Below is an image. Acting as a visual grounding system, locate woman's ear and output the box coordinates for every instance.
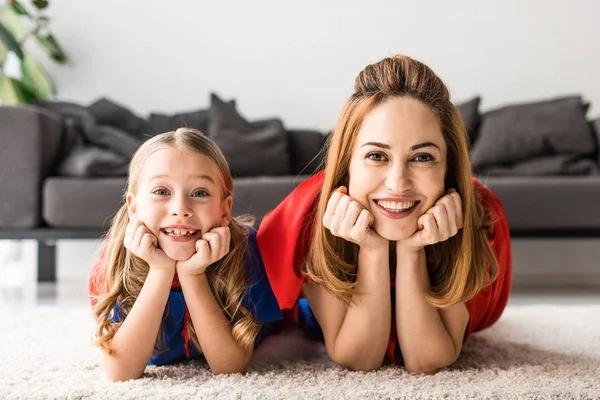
[126,192,136,218]
[221,195,233,226]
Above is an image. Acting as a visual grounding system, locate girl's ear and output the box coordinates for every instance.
[221,195,233,226]
[126,192,136,218]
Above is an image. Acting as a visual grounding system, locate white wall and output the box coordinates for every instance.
[41,0,600,131]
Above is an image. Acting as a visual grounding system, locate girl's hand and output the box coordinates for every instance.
[177,227,231,277]
[124,216,176,271]
[398,189,463,253]
[322,186,388,252]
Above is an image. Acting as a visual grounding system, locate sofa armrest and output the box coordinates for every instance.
[0,106,63,227]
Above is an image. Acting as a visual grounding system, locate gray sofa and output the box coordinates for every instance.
[1,98,600,285]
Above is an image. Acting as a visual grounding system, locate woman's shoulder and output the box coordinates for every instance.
[470,177,507,220]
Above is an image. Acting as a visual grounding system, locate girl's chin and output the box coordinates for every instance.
[160,244,195,262]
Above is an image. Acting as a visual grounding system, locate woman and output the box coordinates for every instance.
[257,55,511,374]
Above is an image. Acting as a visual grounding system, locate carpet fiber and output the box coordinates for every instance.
[1,305,599,399]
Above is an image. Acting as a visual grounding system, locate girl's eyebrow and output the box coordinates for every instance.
[148,174,216,184]
[360,141,440,150]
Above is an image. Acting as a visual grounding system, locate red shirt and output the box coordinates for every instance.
[257,170,512,346]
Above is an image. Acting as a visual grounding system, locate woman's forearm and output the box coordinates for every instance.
[328,247,391,371]
[178,273,252,374]
[394,248,458,373]
[102,268,174,382]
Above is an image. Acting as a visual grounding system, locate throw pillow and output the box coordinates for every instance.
[208,94,290,177]
[88,98,147,137]
[455,97,481,146]
[57,145,129,177]
[287,129,326,175]
[471,96,596,169]
[146,109,210,137]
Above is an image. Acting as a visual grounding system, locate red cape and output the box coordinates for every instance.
[257,170,512,339]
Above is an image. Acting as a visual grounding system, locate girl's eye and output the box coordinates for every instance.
[413,153,434,162]
[193,190,208,197]
[366,152,387,162]
[153,189,169,196]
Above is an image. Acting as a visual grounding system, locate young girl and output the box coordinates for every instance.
[257,55,512,374]
[88,128,282,381]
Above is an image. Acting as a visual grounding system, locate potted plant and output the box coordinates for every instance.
[0,0,67,104]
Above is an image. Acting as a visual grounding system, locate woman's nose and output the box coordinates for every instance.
[385,164,412,193]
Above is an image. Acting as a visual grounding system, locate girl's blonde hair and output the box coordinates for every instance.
[303,55,499,308]
[92,128,260,354]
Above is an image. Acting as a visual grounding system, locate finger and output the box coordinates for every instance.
[421,213,438,245]
[203,232,221,262]
[431,204,449,241]
[323,189,346,229]
[449,191,463,229]
[351,209,374,242]
[123,215,137,248]
[340,200,363,235]
[439,196,458,237]
[140,233,156,254]
[130,225,148,253]
[195,239,210,261]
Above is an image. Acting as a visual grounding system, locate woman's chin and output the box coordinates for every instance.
[373,221,417,242]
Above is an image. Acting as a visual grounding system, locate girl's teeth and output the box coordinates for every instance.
[164,229,196,236]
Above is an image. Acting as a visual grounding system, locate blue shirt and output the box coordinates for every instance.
[111,227,282,365]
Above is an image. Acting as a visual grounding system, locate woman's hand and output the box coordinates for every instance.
[322,186,388,252]
[124,216,176,271]
[398,189,463,253]
[177,227,231,277]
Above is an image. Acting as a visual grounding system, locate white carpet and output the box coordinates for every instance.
[1,305,599,400]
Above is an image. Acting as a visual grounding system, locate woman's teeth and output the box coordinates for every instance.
[376,200,416,212]
[161,229,198,236]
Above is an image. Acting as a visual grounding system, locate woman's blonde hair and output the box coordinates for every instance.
[92,128,260,354]
[303,55,499,308]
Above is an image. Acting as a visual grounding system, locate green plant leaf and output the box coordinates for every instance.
[0,21,24,58]
[0,73,33,104]
[0,40,7,64]
[0,6,28,41]
[34,32,66,63]
[12,1,32,18]
[20,53,54,99]
[32,0,49,10]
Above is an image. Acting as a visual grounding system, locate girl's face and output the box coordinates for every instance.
[127,147,231,261]
[348,96,447,241]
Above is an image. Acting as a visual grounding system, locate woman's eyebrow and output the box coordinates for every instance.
[360,141,390,149]
[411,142,440,151]
[360,141,440,150]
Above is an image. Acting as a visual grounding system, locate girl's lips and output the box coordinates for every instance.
[373,200,419,220]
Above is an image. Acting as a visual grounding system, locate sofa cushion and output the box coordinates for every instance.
[43,177,127,228]
[455,96,481,146]
[471,96,596,169]
[288,129,325,175]
[479,175,600,231]
[208,94,291,177]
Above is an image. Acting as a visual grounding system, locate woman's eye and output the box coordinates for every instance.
[366,152,387,162]
[413,153,434,162]
[193,190,208,197]
[153,189,169,195]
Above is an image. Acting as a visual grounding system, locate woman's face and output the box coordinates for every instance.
[348,96,447,241]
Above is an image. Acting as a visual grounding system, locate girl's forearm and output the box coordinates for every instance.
[395,248,457,373]
[331,247,391,371]
[102,268,174,382]
[178,273,252,374]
